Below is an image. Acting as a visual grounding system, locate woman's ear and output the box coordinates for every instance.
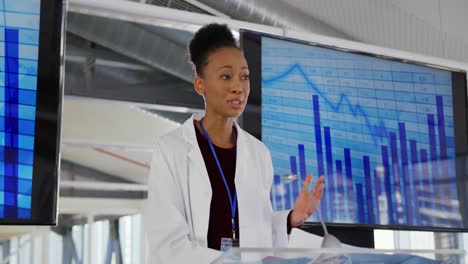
[194,76,205,96]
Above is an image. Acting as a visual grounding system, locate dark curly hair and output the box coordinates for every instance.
[188,23,239,76]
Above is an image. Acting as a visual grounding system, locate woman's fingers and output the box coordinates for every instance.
[317,175,324,185]
[298,174,325,217]
[315,183,324,200]
[309,176,324,213]
[301,173,313,194]
[311,175,324,197]
[316,179,325,199]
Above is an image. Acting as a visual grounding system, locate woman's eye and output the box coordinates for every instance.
[242,75,250,80]
[221,75,231,80]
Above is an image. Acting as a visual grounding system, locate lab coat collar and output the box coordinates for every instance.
[181,113,247,146]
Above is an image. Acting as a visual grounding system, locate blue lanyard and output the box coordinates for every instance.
[199,119,238,240]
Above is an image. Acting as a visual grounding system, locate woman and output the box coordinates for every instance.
[143,23,324,263]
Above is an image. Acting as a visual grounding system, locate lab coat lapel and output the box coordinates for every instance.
[183,116,212,246]
[233,121,250,187]
[233,123,259,247]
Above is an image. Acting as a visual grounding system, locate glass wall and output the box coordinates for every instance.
[0,214,466,263]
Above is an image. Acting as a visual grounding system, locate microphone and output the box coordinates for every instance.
[282,174,341,248]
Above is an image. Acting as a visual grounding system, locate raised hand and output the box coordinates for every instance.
[289,173,325,227]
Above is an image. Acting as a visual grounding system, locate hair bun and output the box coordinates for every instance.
[188,23,239,75]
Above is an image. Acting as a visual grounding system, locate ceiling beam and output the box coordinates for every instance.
[64,60,204,109]
[68,0,282,34]
[61,160,135,183]
[67,12,194,82]
[196,0,352,39]
[58,197,145,215]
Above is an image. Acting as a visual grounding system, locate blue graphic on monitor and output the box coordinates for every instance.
[262,36,461,228]
[0,0,39,219]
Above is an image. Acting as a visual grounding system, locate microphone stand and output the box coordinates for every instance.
[282,174,341,248]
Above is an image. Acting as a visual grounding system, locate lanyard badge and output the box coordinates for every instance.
[199,119,239,247]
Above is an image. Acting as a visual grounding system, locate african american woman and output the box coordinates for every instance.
[143,23,325,263]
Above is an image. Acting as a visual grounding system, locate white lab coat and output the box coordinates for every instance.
[143,114,290,263]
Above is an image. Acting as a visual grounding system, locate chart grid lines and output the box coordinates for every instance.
[0,0,39,219]
[262,36,461,228]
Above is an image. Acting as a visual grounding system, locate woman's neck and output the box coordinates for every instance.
[198,113,235,148]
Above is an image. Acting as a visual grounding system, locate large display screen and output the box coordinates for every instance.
[241,31,468,231]
[0,0,64,224]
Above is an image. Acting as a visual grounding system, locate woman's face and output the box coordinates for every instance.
[195,47,250,119]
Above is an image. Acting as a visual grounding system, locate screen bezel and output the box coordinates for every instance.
[0,0,65,225]
[240,29,468,232]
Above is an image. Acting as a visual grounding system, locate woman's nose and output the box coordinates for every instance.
[231,82,242,94]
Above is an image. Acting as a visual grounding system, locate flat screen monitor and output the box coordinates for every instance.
[0,0,64,224]
[241,30,468,231]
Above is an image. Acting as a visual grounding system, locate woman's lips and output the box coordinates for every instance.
[227,99,244,109]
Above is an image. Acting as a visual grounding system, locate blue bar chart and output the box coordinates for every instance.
[262,36,462,228]
[0,0,39,219]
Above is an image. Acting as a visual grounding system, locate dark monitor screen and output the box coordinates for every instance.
[241,30,468,231]
[0,0,64,224]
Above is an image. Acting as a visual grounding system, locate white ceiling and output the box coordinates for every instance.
[393,0,468,43]
[284,0,468,63]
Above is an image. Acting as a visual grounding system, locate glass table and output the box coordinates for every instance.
[213,247,465,264]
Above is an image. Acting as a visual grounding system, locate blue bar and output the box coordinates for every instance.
[398,123,412,224]
[374,169,381,224]
[356,183,364,223]
[324,127,333,220]
[344,148,354,220]
[409,140,420,225]
[298,145,307,212]
[273,174,283,210]
[436,96,447,159]
[389,132,401,223]
[290,156,300,198]
[436,96,448,210]
[4,28,19,218]
[363,156,373,224]
[312,95,325,177]
[420,149,431,224]
[284,182,292,210]
[381,145,395,224]
[427,114,437,161]
[298,144,306,180]
[336,160,343,220]
[427,114,439,204]
[290,156,298,175]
